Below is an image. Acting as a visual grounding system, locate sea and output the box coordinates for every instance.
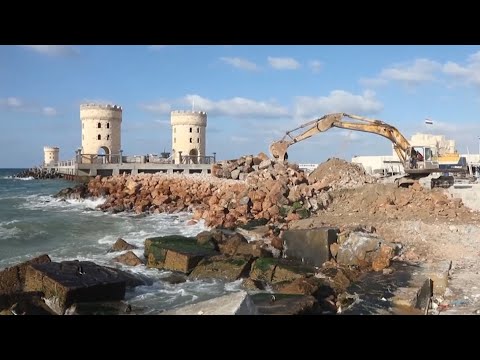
[0,168,241,314]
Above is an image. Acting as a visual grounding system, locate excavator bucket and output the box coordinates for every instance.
[269,141,289,161]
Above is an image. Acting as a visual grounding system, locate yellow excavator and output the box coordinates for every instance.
[269,113,468,188]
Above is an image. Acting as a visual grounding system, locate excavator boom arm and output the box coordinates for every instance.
[270,113,411,163]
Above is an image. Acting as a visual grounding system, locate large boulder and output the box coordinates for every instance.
[113,251,143,267]
[336,232,395,271]
[109,238,138,252]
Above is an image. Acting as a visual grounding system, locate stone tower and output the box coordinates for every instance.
[80,104,122,163]
[43,146,59,166]
[171,111,207,164]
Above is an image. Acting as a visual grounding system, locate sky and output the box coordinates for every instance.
[2,45,480,168]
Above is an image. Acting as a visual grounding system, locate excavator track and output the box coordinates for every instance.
[431,175,455,189]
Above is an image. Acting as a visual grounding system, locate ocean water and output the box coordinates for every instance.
[0,168,241,314]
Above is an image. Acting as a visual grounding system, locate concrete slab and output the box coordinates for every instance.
[282,227,339,267]
[162,291,258,315]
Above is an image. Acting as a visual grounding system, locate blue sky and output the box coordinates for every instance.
[2,45,480,167]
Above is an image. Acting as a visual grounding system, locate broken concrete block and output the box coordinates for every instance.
[189,255,253,282]
[0,254,51,295]
[145,235,217,273]
[24,260,126,314]
[162,291,258,315]
[422,261,451,296]
[282,227,339,267]
[249,258,316,285]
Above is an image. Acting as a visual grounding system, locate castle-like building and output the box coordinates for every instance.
[43,104,210,166]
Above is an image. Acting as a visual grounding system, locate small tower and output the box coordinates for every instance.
[171,110,207,164]
[43,146,59,166]
[80,104,122,163]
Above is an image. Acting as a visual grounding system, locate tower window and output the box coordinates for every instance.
[174,138,176,143]
[197,138,199,143]
[98,134,101,140]
[107,135,110,140]
[98,122,101,128]
[82,123,84,129]
[190,127,192,133]
[82,135,84,140]
[190,138,192,143]
[107,123,110,129]
[174,128,176,133]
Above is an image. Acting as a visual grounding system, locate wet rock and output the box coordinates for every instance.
[109,238,138,252]
[282,227,339,267]
[0,254,51,295]
[24,260,127,315]
[241,278,265,291]
[53,184,88,200]
[113,251,143,267]
[250,293,318,315]
[0,291,51,314]
[274,277,329,297]
[189,255,254,282]
[145,235,218,273]
[162,273,187,284]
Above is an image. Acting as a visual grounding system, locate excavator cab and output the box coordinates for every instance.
[404,146,438,171]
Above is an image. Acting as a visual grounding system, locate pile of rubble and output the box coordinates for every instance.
[211,152,273,180]
[309,157,376,190]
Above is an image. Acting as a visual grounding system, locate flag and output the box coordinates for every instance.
[425,118,433,125]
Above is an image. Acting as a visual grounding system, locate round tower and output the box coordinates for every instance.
[171,111,207,164]
[43,146,59,166]
[80,104,122,163]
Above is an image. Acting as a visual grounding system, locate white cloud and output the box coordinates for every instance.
[293,90,383,121]
[142,102,171,113]
[149,45,168,50]
[308,60,323,74]
[362,58,441,87]
[442,50,480,86]
[4,97,22,107]
[42,107,57,116]
[143,94,290,119]
[267,56,301,70]
[20,45,79,57]
[0,97,57,116]
[220,57,259,71]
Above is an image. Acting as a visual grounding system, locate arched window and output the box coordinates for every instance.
[107,135,110,140]
[190,138,192,143]
[107,123,110,129]
[98,122,101,128]
[98,134,101,140]
[197,138,199,143]
[174,137,176,143]
[190,127,192,133]
[197,128,199,133]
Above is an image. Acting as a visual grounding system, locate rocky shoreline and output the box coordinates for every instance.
[14,167,64,179]
[1,155,474,315]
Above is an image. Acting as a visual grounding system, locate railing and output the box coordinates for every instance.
[178,155,216,165]
[45,152,217,166]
